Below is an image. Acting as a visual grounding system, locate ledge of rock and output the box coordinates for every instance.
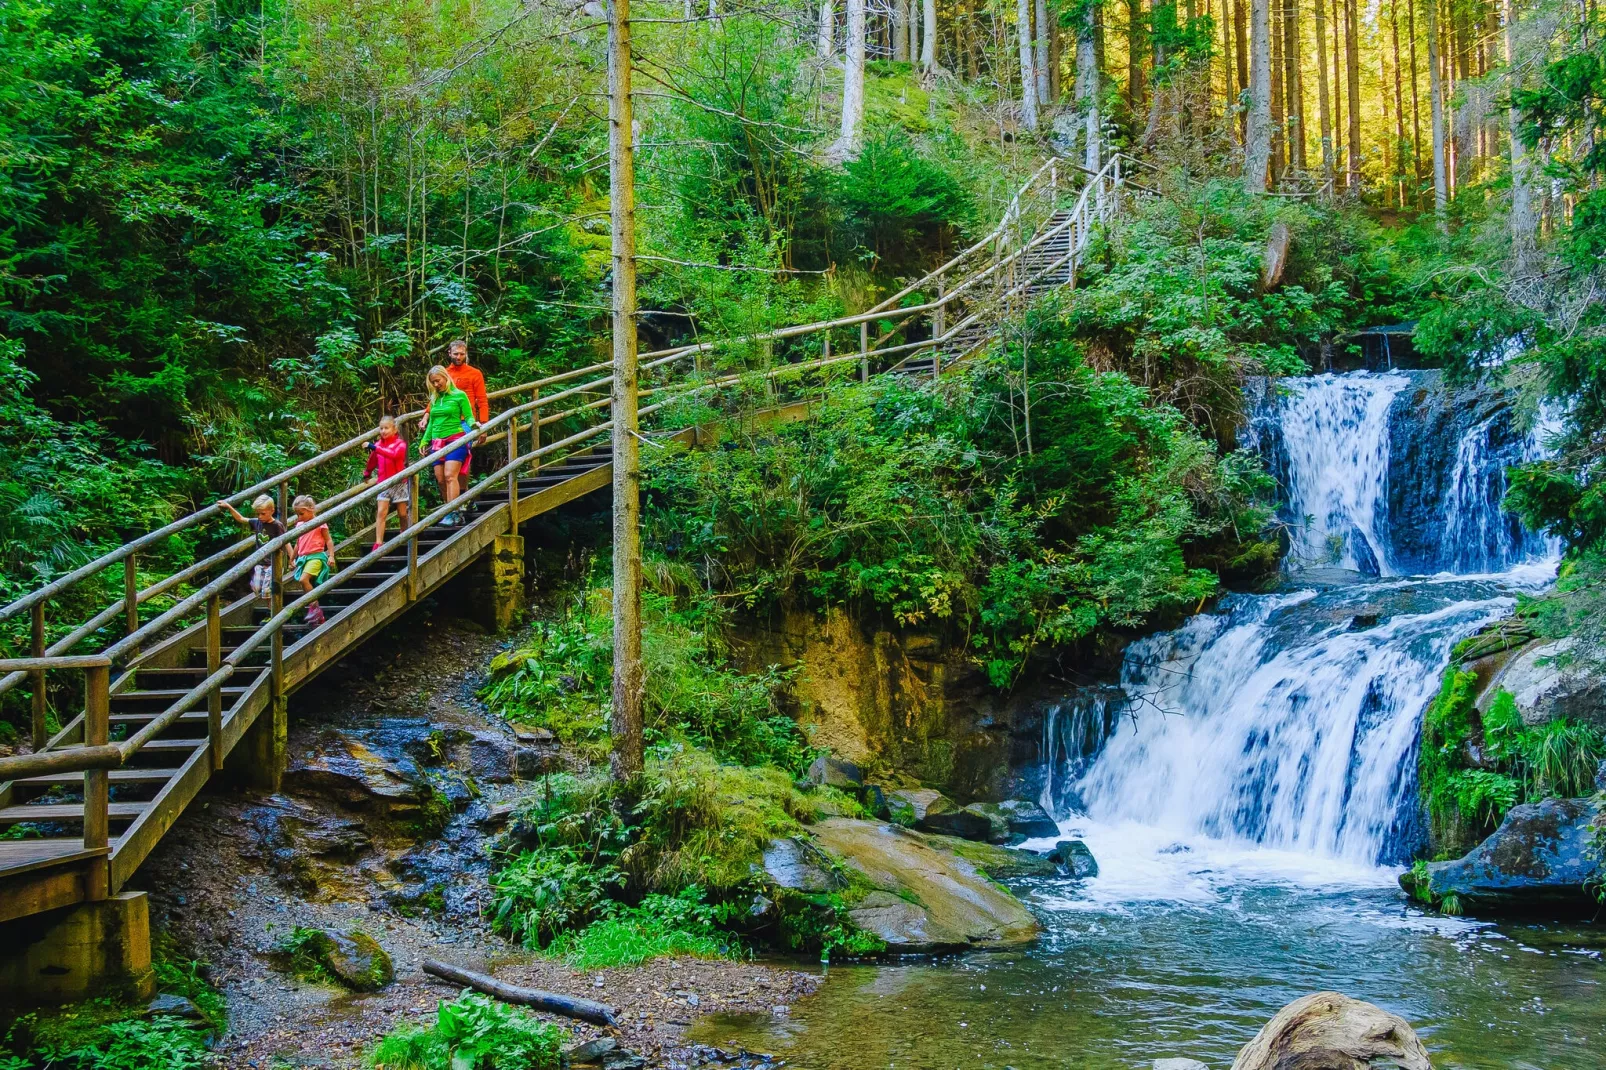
[1482,638,1606,731]
[1409,796,1605,915]
[808,818,1040,952]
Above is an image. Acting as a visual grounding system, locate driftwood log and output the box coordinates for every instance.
[1230,991,1433,1070]
[422,959,618,1026]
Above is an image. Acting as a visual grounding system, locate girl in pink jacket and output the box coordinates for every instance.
[362,415,411,549]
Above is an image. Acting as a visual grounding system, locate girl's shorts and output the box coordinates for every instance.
[294,552,330,584]
[429,434,470,466]
[378,481,411,504]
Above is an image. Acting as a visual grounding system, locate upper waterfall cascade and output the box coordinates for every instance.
[1045,371,1558,866]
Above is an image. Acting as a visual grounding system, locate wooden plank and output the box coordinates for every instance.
[0,840,108,877]
[111,688,247,701]
[109,740,211,891]
[0,860,98,923]
[517,461,612,519]
[16,769,180,787]
[0,803,146,822]
[217,670,272,757]
[110,712,209,725]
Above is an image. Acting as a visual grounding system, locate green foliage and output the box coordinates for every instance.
[1419,664,1606,855]
[369,993,566,1070]
[490,845,625,949]
[834,129,971,270]
[544,887,736,969]
[5,1009,208,1070]
[150,933,226,1027]
[273,926,339,983]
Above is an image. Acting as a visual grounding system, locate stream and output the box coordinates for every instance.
[691,371,1605,1068]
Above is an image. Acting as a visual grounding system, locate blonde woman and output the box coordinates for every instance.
[417,364,478,525]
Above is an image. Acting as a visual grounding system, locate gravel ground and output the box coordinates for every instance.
[133,598,820,1069]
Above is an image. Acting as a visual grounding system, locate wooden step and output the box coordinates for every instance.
[15,769,182,787]
[109,712,209,726]
[111,687,248,704]
[0,803,147,824]
[0,839,108,878]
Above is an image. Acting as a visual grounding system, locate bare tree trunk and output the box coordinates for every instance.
[922,0,938,69]
[1314,0,1335,185]
[1271,0,1285,179]
[1504,0,1535,257]
[1223,0,1237,119]
[1018,0,1040,130]
[895,0,911,61]
[1035,0,1053,104]
[819,0,835,58]
[1075,0,1101,168]
[1235,0,1250,132]
[1391,0,1407,203]
[1289,0,1306,170]
[1246,0,1274,189]
[1426,0,1449,227]
[1129,0,1147,119]
[839,0,867,152]
[1331,0,1345,184]
[607,0,643,785]
[1409,0,1422,198]
[1345,0,1361,188]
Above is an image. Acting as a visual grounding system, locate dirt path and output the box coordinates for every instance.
[132,597,818,1068]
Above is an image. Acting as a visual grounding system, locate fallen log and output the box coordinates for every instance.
[422,959,618,1026]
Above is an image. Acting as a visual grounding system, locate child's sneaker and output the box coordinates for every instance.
[304,604,326,627]
[372,541,383,552]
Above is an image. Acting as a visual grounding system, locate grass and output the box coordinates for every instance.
[543,887,736,969]
[369,993,566,1070]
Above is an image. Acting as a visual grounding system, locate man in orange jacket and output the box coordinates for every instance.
[445,339,489,475]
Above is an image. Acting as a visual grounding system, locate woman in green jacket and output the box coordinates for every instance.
[418,364,479,525]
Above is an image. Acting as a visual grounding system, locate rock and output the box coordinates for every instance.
[808,818,1039,950]
[920,805,993,842]
[1229,991,1431,1070]
[921,833,1059,878]
[477,801,516,830]
[762,837,843,893]
[1487,638,1606,731]
[303,929,394,991]
[884,788,947,824]
[845,890,967,952]
[1596,760,1606,792]
[566,1037,618,1065]
[144,993,204,1020]
[509,722,554,744]
[885,789,991,840]
[807,755,864,790]
[285,734,424,813]
[1347,612,1381,631]
[600,1052,646,1070]
[487,649,531,678]
[859,784,892,821]
[1049,839,1099,878]
[1414,796,1605,914]
[749,894,775,919]
[514,744,559,778]
[1153,1060,1209,1070]
[966,799,1059,842]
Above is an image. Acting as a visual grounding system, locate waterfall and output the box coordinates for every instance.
[1266,372,1408,575]
[1045,370,1559,867]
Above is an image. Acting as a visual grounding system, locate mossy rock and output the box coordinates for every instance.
[298,929,394,991]
[925,834,1058,879]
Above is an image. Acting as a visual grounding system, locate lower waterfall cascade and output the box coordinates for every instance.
[1045,370,1560,865]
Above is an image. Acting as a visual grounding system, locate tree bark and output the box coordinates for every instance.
[422,961,619,1026]
[608,0,643,785]
[1036,0,1053,104]
[1289,0,1306,170]
[839,0,867,151]
[1391,0,1406,203]
[1345,0,1361,189]
[1314,0,1334,185]
[1246,0,1274,189]
[1270,0,1285,179]
[1222,0,1237,122]
[1075,0,1102,169]
[819,0,835,59]
[1504,0,1535,258]
[1331,0,1345,184]
[1234,0,1250,131]
[1426,0,1449,228]
[1128,0,1147,119]
[922,0,938,69]
[1018,0,1041,129]
[1408,0,1422,197]
[895,0,911,61]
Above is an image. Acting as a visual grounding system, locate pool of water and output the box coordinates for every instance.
[689,821,1605,1069]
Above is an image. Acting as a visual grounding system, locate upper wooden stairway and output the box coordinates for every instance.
[0,152,1140,927]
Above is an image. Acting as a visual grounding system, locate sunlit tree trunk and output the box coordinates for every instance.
[1270,0,1285,179]
[895,0,911,61]
[838,0,867,152]
[1504,0,1536,260]
[1286,0,1306,171]
[607,0,643,785]
[922,0,938,69]
[1409,0,1423,197]
[1331,0,1345,184]
[1234,0,1250,133]
[1345,0,1361,189]
[1075,0,1101,169]
[1035,0,1052,105]
[1426,0,1449,228]
[1391,0,1407,203]
[819,0,835,58]
[1314,0,1334,186]
[1018,0,1040,130]
[1128,0,1147,119]
[1246,0,1273,189]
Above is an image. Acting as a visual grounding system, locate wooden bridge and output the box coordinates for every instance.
[0,153,1139,1001]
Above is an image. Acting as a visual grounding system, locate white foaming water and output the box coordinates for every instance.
[1276,372,1408,574]
[1051,371,1562,887]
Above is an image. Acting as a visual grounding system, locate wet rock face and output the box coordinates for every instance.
[1488,639,1606,732]
[1418,797,1606,915]
[762,837,843,893]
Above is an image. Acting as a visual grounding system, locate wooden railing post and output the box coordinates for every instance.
[407,471,420,602]
[82,662,110,892]
[269,549,284,696]
[531,389,541,474]
[123,554,138,638]
[859,322,869,384]
[206,592,223,771]
[30,602,45,750]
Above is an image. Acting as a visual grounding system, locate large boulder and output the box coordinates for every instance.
[884,788,991,840]
[763,836,844,893]
[1049,839,1100,879]
[965,799,1060,843]
[809,818,1039,952]
[291,929,394,991]
[1485,638,1606,731]
[806,755,864,790]
[1410,797,1605,915]
[1230,992,1431,1070]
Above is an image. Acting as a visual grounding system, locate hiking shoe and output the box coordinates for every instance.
[305,604,326,627]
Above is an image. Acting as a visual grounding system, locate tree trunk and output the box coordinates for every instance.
[1289,0,1306,170]
[608,0,643,785]
[1035,0,1052,104]
[1344,0,1361,188]
[922,0,938,69]
[1246,0,1274,189]
[1391,0,1406,204]
[1018,0,1040,129]
[839,0,867,151]
[1235,0,1250,130]
[1075,1,1102,169]
[1504,0,1535,258]
[818,0,835,59]
[1331,0,1345,184]
[1408,0,1422,198]
[1426,0,1448,227]
[1314,0,1334,185]
[1128,0,1147,119]
[1270,0,1285,179]
[1222,0,1237,122]
[895,0,911,61]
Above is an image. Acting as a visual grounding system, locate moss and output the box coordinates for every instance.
[409,783,455,838]
[930,835,1059,879]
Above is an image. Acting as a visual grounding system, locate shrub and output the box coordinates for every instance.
[544,887,737,969]
[369,993,566,1070]
[490,845,625,949]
